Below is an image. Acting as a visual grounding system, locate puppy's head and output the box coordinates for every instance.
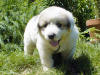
[38,6,75,47]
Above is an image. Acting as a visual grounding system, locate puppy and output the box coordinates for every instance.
[24,6,79,71]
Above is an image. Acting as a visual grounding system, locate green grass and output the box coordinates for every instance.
[0,40,100,75]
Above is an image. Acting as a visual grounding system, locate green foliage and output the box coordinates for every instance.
[95,0,100,17]
[0,0,28,51]
[0,0,47,51]
[79,27,100,41]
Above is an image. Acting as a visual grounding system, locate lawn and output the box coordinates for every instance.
[0,40,100,75]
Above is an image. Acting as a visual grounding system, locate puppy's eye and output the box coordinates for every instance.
[43,23,48,28]
[56,23,62,28]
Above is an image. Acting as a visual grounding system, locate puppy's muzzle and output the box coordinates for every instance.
[48,33,61,47]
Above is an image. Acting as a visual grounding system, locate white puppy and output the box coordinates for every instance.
[24,6,79,71]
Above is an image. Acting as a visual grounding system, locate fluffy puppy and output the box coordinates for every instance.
[24,6,79,71]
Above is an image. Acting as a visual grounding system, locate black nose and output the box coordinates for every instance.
[48,34,55,39]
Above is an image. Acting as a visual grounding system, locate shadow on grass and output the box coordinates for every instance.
[53,53,94,75]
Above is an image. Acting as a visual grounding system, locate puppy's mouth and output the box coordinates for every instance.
[50,39,60,47]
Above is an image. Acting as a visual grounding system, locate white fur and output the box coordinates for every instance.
[24,6,79,71]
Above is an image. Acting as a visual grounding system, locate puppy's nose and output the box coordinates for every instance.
[48,34,55,39]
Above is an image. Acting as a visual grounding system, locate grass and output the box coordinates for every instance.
[0,40,100,75]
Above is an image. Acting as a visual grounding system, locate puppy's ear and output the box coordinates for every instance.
[66,20,71,32]
[67,20,71,28]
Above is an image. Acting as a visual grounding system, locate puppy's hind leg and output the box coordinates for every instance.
[24,41,35,56]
